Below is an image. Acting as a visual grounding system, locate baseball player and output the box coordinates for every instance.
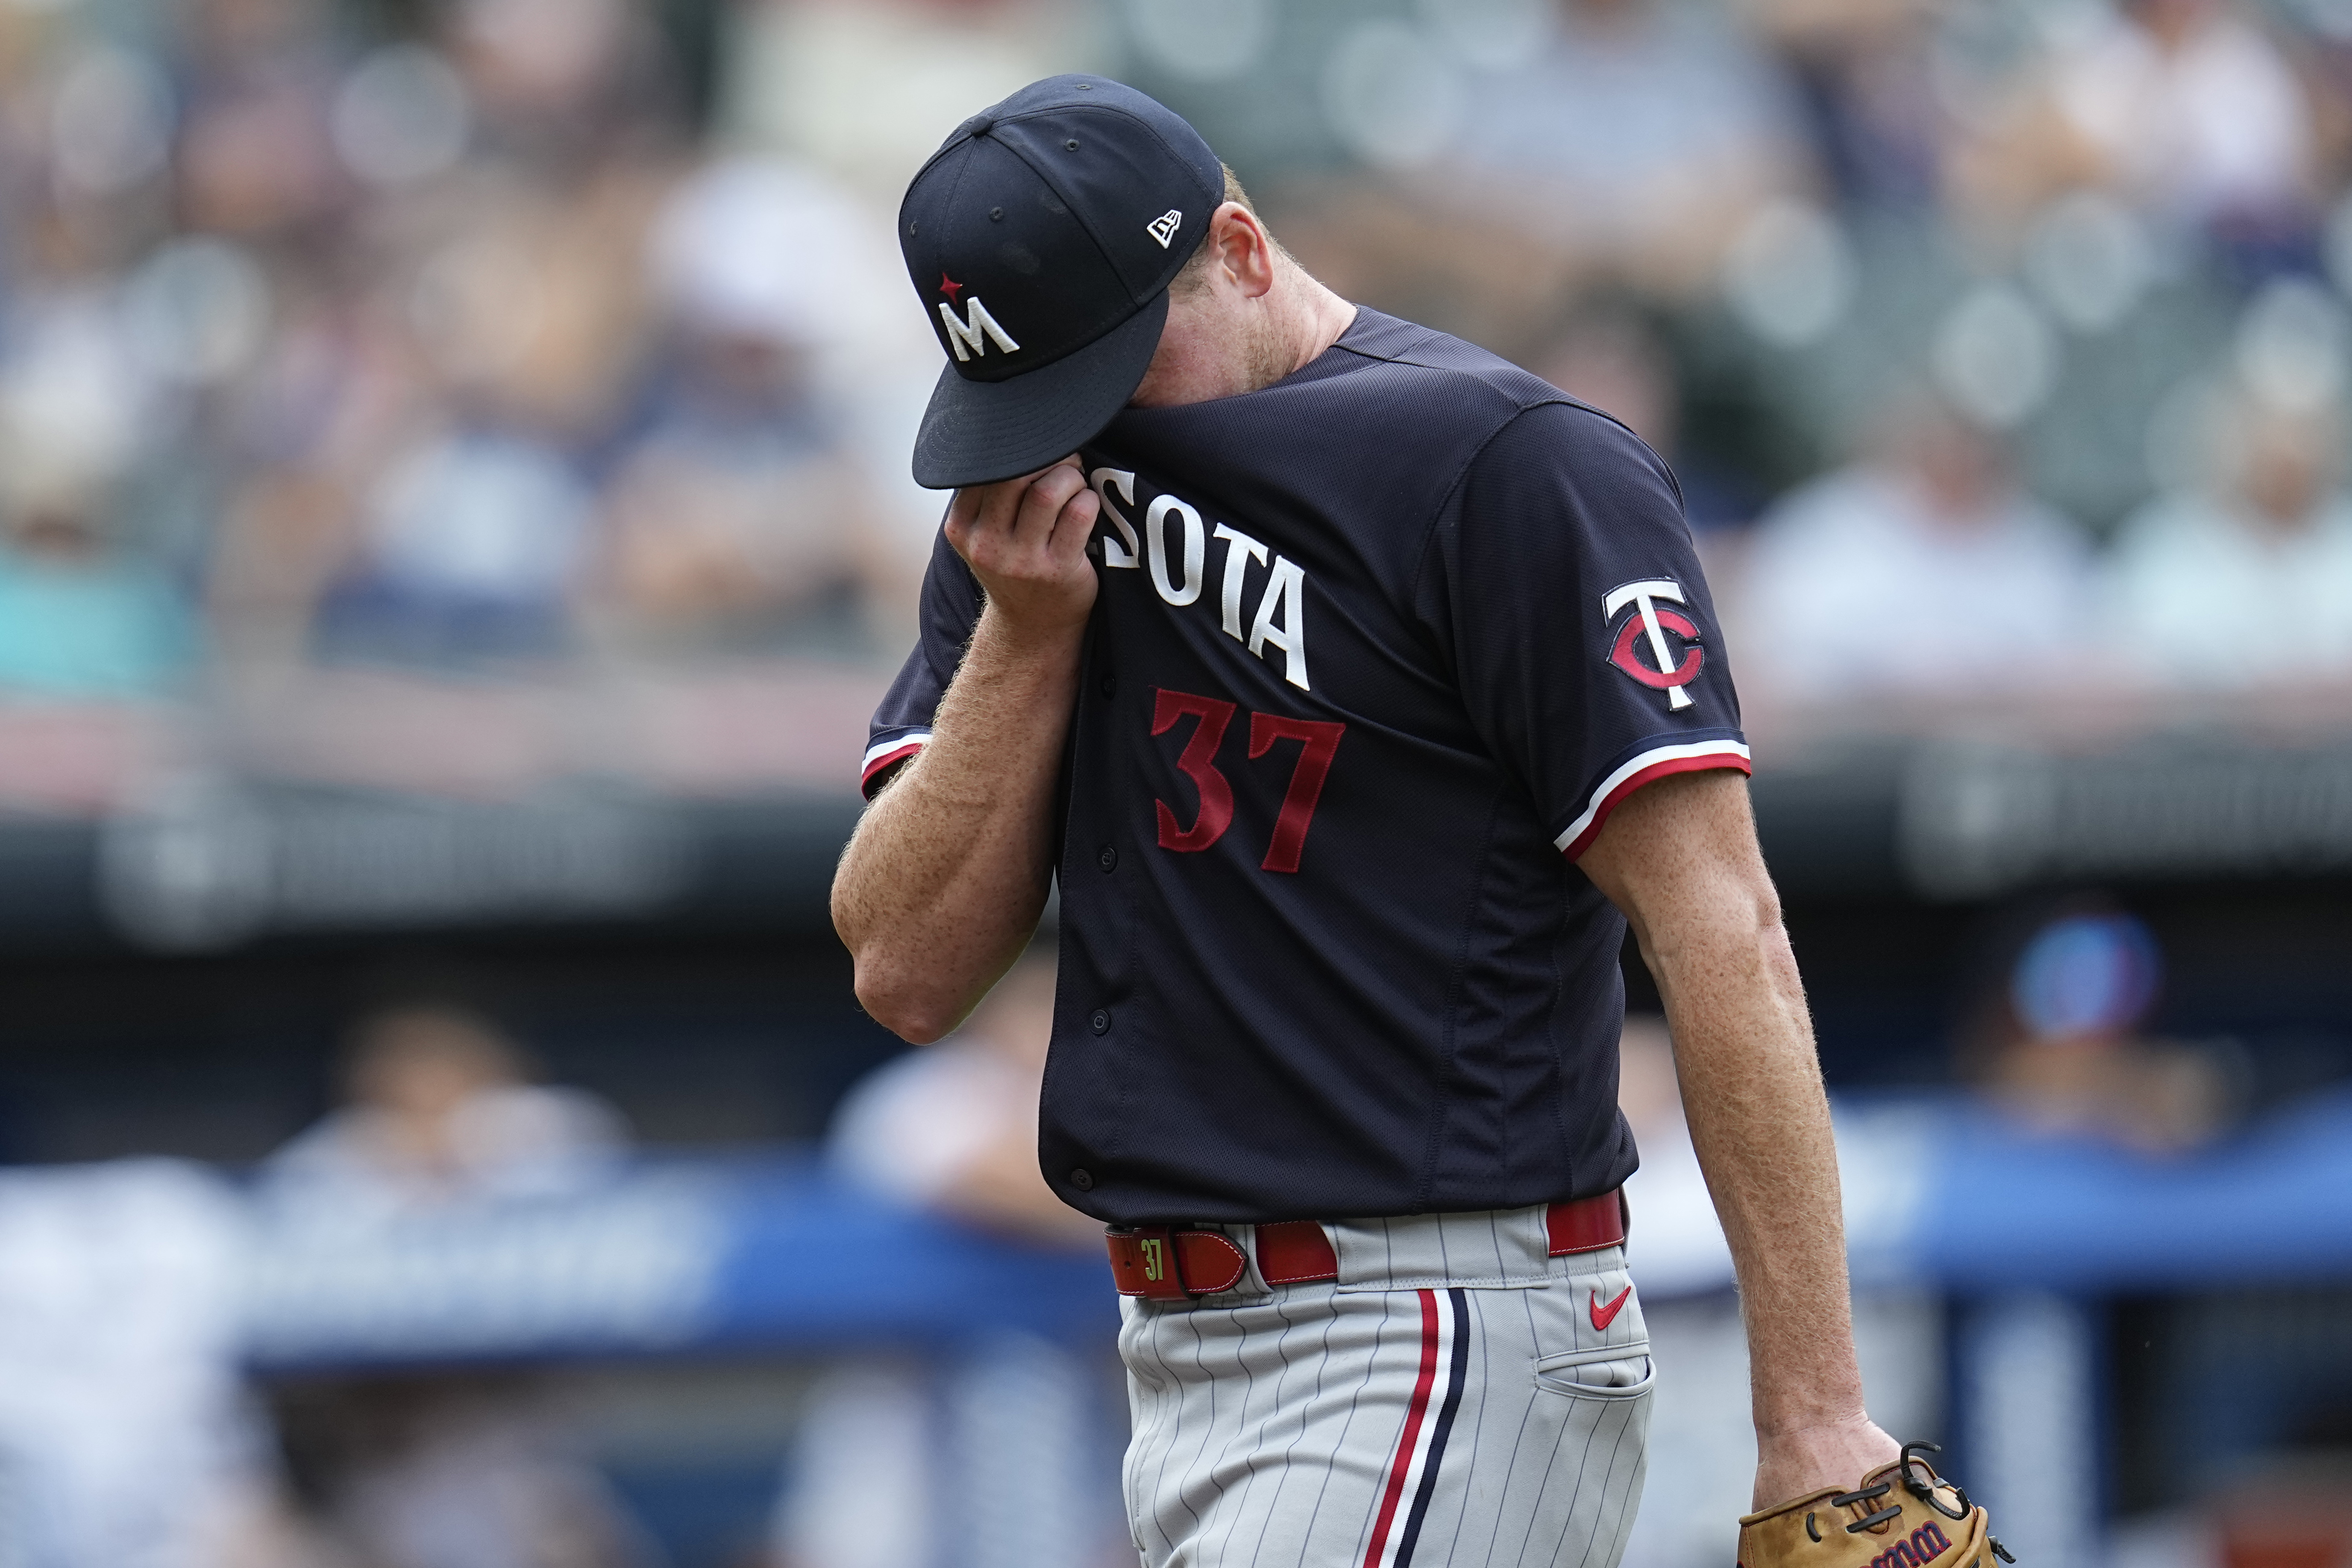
[832,76,2005,1568]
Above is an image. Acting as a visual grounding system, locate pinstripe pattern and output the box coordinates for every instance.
[1119,1206,1652,1568]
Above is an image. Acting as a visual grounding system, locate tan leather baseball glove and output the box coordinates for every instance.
[1738,1444,2013,1568]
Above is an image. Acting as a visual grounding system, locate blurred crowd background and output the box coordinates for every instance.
[7,0,2352,714]
[0,0,2349,1565]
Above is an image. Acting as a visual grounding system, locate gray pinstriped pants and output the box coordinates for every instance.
[1118,1205,1653,1568]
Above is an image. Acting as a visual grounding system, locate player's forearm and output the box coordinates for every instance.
[832,605,1083,1042]
[1645,910,1870,1439]
[1580,773,1881,1477]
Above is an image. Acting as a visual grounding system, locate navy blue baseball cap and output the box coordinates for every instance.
[899,75,1225,490]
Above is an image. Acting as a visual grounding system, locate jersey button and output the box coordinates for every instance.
[1097,846,1117,872]
[1099,673,1116,698]
[1089,1007,1112,1035]
[1069,1168,1094,1190]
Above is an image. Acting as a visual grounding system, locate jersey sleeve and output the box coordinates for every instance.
[862,524,983,798]
[1425,402,1749,859]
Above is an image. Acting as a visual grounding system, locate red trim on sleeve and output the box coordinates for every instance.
[860,741,926,798]
[1560,752,1753,860]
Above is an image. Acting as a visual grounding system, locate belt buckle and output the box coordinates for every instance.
[1130,1226,1189,1300]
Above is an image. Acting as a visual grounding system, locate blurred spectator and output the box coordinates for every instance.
[444,0,686,167]
[257,1004,649,1568]
[582,158,912,658]
[824,951,1096,1245]
[1443,0,1813,298]
[188,0,683,673]
[391,168,667,440]
[776,951,1121,1568]
[0,434,192,698]
[263,1004,626,1221]
[0,1163,273,1568]
[173,0,344,241]
[1530,308,1751,534]
[1965,907,2234,1153]
[1282,0,1813,349]
[1749,0,1944,208]
[2053,0,2317,249]
[1951,0,2320,261]
[2106,385,2352,685]
[299,158,667,665]
[270,1372,658,1568]
[724,0,1092,200]
[203,296,424,668]
[1736,393,2094,700]
[310,423,596,664]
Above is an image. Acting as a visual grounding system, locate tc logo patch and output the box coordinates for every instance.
[1603,578,1704,711]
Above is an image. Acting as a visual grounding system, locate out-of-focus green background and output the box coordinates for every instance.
[0,0,2349,1565]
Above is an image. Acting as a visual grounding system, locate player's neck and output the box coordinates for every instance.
[1131,264,1356,409]
[1280,270,1358,382]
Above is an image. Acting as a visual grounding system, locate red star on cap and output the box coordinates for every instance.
[938,273,965,303]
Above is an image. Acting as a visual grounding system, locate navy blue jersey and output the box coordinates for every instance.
[863,310,1748,1226]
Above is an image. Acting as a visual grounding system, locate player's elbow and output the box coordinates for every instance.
[831,860,932,1040]
[856,984,954,1046]
[852,954,958,1045]
[880,1007,955,1048]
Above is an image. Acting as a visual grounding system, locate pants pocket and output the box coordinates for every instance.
[1533,1340,1655,1400]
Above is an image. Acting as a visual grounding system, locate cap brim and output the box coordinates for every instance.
[912,291,1169,490]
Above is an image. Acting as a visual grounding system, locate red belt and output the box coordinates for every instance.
[1105,1191,1626,1301]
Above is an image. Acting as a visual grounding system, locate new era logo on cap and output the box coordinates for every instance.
[897,75,1225,489]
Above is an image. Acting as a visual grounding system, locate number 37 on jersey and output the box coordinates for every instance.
[1087,469,1342,875]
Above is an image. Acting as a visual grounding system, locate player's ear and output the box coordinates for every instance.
[1210,202,1277,299]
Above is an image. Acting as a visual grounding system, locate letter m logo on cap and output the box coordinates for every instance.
[938,296,1022,361]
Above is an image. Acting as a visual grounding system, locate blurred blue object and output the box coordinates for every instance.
[1914,1085,2352,1291]
[713,1163,1117,1350]
[0,541,190,696]
[310,429,590,667]
[229,1087,2352,1369]
[240,1154,1114,1370]
[2010,911,2163,1039]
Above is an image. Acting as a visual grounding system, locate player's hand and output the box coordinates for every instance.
[945,458,1101,640]
[1752,1415,1901,1511]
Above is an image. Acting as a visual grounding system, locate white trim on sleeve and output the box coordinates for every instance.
[863,731,933,772]
[1553,738,1754,856]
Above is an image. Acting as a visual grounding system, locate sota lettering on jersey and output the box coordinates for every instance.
[1085,467,1310,691]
